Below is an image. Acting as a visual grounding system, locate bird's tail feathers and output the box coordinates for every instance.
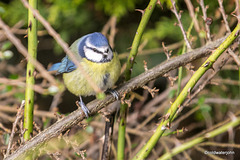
[48,63,61,71]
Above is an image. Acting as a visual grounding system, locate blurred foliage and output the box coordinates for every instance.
[0,0,28,26]
[95,0,137,18]
[142,14,190,49]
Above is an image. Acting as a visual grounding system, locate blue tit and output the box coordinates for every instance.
[49,32,121,117]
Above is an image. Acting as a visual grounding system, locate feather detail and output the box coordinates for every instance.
[57,56,76,74]
[48,63,61,71]
[49,56,77,75]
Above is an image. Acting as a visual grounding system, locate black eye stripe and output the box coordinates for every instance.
[86,46,103,54]
[105,48,109,53]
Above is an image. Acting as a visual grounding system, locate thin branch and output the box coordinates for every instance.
[184,0,200,33]
[234,0,240,17]
[118,41,183,59]
[5,100,25,158]
[0,105,56,119]
[101,16,118,49]
[0,18,57,86]
[49,91,63,112]
[228,49,240,66]
[171,0,192,50]
[217,0,239,69]
[218,0,231,33]
[0,20,47,41]
[199,0,212,41]
[199,142,240,148]
[0,78,45,94]
[162,42,172,59]
[0,21,24,41]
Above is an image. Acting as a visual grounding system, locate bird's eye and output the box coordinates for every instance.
[105,48,109,53]
[93,48,98,52]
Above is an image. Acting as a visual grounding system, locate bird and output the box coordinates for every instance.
[49,32,121,117]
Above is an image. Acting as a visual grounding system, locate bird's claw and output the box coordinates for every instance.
[78,96,90,118]
[106,89,120,100]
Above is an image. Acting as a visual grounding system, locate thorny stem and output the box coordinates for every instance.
[117,103,128,160]
[133,23,240,160]
[124,0,158,80]
[118,0,158,159]
[23,0,38,141]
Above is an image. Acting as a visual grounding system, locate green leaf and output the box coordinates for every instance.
[1,41,12,51]
[9,74,19,80]
[197,96,212,112]
[197,96,205,105]
[0,6,5,14]
[85,126,94,133]
[131,143,138,149]
[168,89,176,99]
[14,92,25,100]
[95,0,137,18]
[43,118,51,129]
[1,0,27,26]
[4,134,10,145]
[200,104,212,112]
[5,85,13,92]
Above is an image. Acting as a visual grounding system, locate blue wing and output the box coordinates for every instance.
[48,63,61,71]
[49,56,76,74]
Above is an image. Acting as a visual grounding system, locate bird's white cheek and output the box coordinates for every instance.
[84,49,102,62]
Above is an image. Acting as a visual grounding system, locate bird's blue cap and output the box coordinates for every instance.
[78,32,109,58]
[87,32,109,47]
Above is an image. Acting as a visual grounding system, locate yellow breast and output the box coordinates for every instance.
[62,53,121,96]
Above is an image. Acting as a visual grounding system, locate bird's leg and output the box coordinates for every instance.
[106,89,120,100]
[78,96,90,118]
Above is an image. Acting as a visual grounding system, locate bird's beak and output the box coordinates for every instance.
[103,52,108,56]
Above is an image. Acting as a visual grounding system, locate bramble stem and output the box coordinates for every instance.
[24,0,38,141]
[118,0,158,159]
